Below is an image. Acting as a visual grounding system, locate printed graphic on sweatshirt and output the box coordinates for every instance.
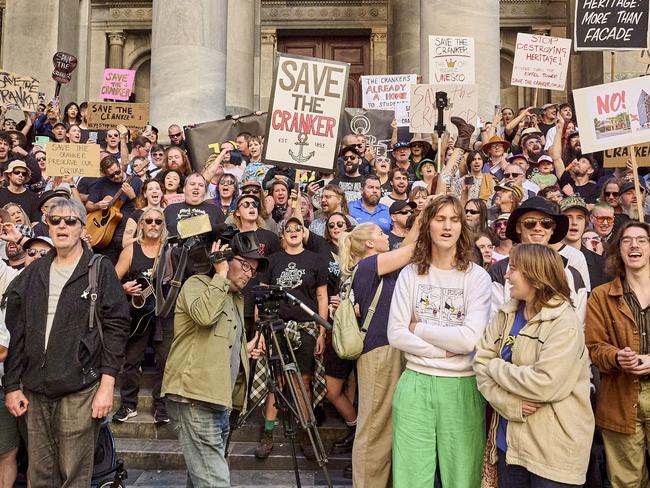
[275,262,305,289]
[415,285,465,326]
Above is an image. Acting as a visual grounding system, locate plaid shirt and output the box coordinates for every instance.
[623,278,650,355]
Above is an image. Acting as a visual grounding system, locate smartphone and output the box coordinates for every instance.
[145,125,152,133]
[88,132,98,143]
[464,176,474,185]
[313,179,325,189]
[494,104,501,115]
[230,149,242,164]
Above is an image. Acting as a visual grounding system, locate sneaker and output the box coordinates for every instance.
[331,426,355,454]
[154,407,170,424]
[255,429,274,459]
[113,405,137,422]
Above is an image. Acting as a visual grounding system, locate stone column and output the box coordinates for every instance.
[420,0,500,119]
[390,0,420,75]
[150,0,228,142]
[107,32,126,69]
[259,28,277,112]
[226,0,256,115]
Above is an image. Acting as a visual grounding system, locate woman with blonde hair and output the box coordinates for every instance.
[387,194,492,488]
[474,243,593,487]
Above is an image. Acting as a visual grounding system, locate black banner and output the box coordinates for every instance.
[575,0,649,50]
[339,108,412,157]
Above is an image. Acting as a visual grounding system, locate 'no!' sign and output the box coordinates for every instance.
[52,52,77,84]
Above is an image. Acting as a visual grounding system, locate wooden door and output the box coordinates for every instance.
[277,35,370,108]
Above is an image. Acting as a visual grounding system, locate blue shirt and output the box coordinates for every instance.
[496,304,527,453]
[348,199,392,233]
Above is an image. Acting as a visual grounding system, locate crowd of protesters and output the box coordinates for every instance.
[0,95,648,487]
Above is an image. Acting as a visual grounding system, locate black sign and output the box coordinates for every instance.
[52,52,78,84]
[575,0,650,50]
[339,108,411,158]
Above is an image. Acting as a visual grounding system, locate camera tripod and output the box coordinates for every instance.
[234,288,333,488]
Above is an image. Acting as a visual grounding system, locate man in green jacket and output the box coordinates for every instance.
[162,242,267,488]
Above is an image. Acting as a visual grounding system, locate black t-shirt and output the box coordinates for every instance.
[242,227,282,318]
[163,200,226,237]
[88,176,143,240]
[77,177,100,197]
[388,231,405,250]
[538,121,555,137]
[330,174,363,203]
[33,221,48,237]
[305,231,340,296]
[559,173,599,204]
[260,249,328,322]
[0,187,41,222]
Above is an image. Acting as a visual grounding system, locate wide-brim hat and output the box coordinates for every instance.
[482,135,511,156]
[4,160,30,175]
[416,158,436,179]
[409,135,431,153]
[506,196,569,244]
[494,182,524,202]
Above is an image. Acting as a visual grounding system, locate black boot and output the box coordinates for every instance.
[450,116,475,152]
[331,425,355,454]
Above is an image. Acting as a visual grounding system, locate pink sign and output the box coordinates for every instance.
[100,68,135,101]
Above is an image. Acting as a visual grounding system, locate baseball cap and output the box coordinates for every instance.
[389,200,417,214]
[22,235,54,250]
[559,195,589,216]
[620,181,648,195]
[393,141,410,150]
[542,103,558,110]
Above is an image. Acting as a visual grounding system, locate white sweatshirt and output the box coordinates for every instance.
[387,262,492,377]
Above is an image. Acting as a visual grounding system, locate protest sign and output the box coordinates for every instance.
[100,69,136,101]
[51,52,77,84]
[394,101,410,127]
[86,102,149,131]
[46,143,100,177]
[361,74,416,111]
[185,113,268,171]
[339,108,395,158]
[575,0,649,51]
[263,54,349,172]
[0,71,39,111]
[428,36,475,84]
[604,143,650,167]
[511,33,572,90]
[574,76,650,153]
[409,84,478,135]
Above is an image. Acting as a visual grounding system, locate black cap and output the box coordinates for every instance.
[506,196,569,244]
[389,200,416,214]
[620,181,647,196]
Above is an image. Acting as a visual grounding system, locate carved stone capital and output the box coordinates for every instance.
[107,31,126,46]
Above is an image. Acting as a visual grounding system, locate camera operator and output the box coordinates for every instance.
[161,240,267,488]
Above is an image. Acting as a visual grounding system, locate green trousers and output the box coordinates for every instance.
[392,369,486,488]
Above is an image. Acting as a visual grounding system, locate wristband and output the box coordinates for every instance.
[17,235,24,246]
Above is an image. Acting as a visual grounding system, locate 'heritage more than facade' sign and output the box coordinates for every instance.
[428,36,475,84]
[511,33,572,91]
[0,71,39,112]
[86,102,149,131]
[100,69,136,101]
[263,53,349,172]
[46,143,101,177]
[575,0,650,50]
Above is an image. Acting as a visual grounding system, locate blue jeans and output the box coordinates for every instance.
[497,450,581,487]
[167,399,231,488]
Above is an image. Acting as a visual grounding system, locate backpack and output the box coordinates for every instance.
[332,266,383,360]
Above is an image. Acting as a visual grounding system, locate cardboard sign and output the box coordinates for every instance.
[604,143,650,167]
[511,33,572,91]
[428,36,475,84]
[361,74,416,110]
[0,71,40,112]
[574,76,650,153]
[575,0,649,51]
[86,102,149,131]
[52,52,77,84]
[394,101,410,127]
[100,69,136,101]
[46,143,101,177]
[409,84,478,135]
[263,53,349,172]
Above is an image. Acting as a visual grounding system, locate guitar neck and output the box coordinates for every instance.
[108,173,136,208]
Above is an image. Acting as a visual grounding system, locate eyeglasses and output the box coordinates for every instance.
[12,170,28,177]
[242,187,261,195]
[328,221,346,229]
[520,217,556,230]
[47,215,81,226]
[284,224,303,233]
[143,218,163,225]
[465,209,480,215]
[233,257,257,277]
[239,200,259,209]
[169,132,182,138]
[503,173,523,179]
[343,155,357,161]
[26,248,49,257]
[593,216,614,225]
[604,191,619,198]
[107,168,122,178]
[620,236,650,246]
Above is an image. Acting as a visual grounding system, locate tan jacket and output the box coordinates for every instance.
[161,273,250,412]
[586,277,641,434]
[474,298,594,485]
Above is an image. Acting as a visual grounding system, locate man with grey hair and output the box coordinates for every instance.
[3,197,130,487]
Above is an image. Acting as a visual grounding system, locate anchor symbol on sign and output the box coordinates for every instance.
[289,132,315,165]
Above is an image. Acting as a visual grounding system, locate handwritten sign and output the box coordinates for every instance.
[46,143,100,177]
[100,69,136,101]
[428,36,475,84]
[575,0,649,50]
[574,76,650,153]
[263,53,349,172]
[0,71,40,111]
[409,84,478,134]
[361,74,416,111]
[52,52,77,84]
[86,102,149,131]
[604,143,650,167]
[511,33,572,91]
[394,101,410,127]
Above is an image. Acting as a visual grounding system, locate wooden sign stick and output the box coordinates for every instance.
[533,88,539,108]
[610,52,616,83]
[630,146,645,221]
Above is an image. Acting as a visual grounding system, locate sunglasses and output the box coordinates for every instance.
[353,144,364,148]
[494,221,508,229]
[107,169,122,178]
[328,221,346,229]
[284,224,303,233]
[107,133,119,138]
[604,191,619,197]
[593,216,614,225]
[152,152,164,157]
[239,200,259,209]
[26,248,49,257]
[220,179,236,186]
[143,218,163,225]
[465,209,480,215]
[169,132,182,138]
[396,210,413,215]
[12,170,28,177]
[503,173,523,179]
[47,215,81,226]
[582,235,602,243]
[242,187,261,195]
[36,157,46,162]
[343,155,357,161]
[520,217,556,230]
